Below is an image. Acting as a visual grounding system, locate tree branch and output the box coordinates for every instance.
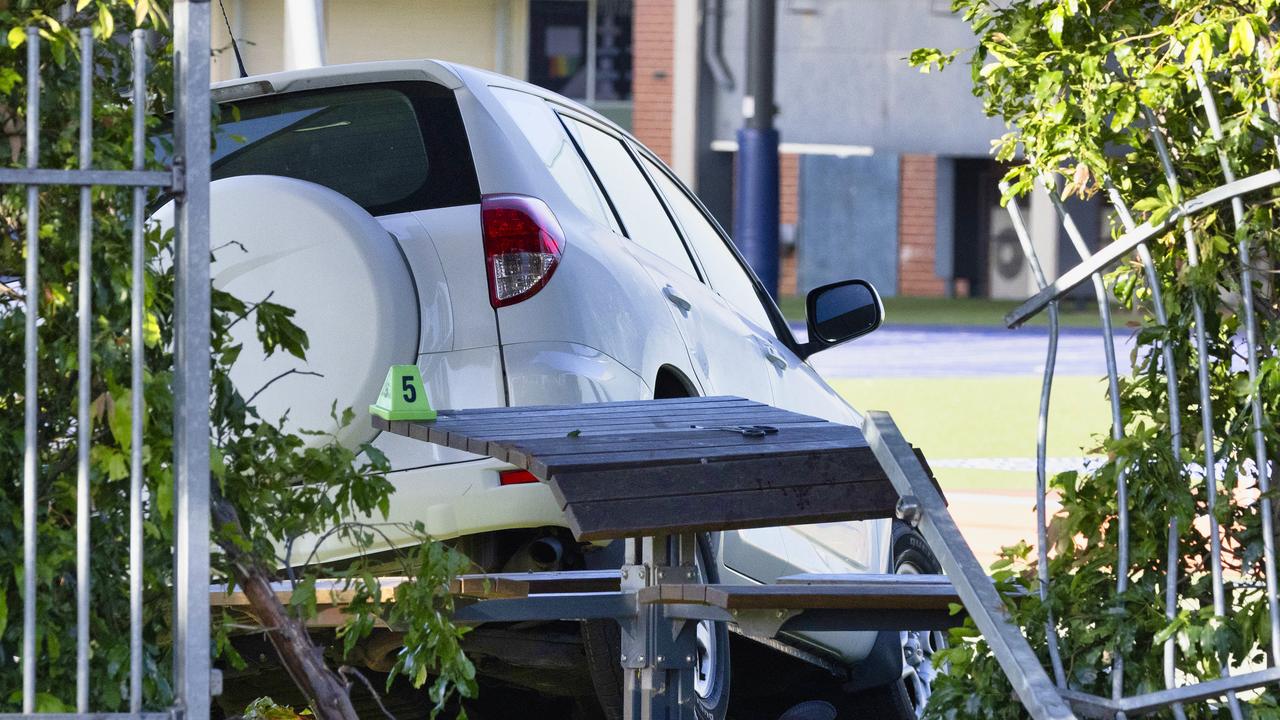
[246,368,324,406]
[212,491,361,720]
[339,665,400,720]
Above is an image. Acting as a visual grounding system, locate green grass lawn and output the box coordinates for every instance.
[830,375,1110,492]
[778,294,1139,329]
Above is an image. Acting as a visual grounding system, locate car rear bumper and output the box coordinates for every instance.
[299,456,568,566]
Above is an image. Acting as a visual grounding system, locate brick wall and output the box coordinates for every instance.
[897,154,946,297]
[632,0,674,163]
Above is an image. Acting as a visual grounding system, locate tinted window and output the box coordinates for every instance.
[491,88,615,229]
[210,82,479,216]
[562,117,697,276]
[641,157,773,330]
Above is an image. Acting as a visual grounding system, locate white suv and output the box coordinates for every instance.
[202,60,937,719]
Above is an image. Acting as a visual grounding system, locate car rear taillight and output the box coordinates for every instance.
[481,194,565,308]
[499,469,540,486]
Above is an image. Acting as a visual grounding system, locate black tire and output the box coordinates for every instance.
[581,618,625,720]
[582,537,730,720]
[844,521,942,719]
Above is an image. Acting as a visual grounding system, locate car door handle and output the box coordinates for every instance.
[762,344,788,371]
[663,286,692,313]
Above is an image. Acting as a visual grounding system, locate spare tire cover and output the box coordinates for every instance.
[157,175,419,447]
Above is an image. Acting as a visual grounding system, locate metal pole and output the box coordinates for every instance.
[999,186,1067,688]
[1144,95,1243,719]
[733,0,779,298]
[21,27,41,715]
[1107,178,1188,720]
[1040,178,1133,702]
[172,1,212,717]
[1194,61,1280,703]
[75,27,94,713]
[129,28,149,715]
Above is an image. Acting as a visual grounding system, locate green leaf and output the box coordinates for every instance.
[7,26,26,49]
[1185,32,1212,68]
[108,389,134,450]
[1110,93,1136,132]
[35,694,69,713]
[144,312,162,347]
[1229,18,1255,58]
[290,577,317,615]
[97,4,114,42]
[156,471,173,520]
[1046,7,1065,48]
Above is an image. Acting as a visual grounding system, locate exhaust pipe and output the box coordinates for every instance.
[527,536,564,569]
[501,534,568,572]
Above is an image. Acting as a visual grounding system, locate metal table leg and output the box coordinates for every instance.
[623,534,699,720]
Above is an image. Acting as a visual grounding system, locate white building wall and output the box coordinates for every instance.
[211,0,528,83]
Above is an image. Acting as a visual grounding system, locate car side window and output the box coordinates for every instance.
[490,87,616,230]
[560,116,699,278]
[639,156,774,331]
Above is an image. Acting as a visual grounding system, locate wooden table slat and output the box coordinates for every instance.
[430,396,764,424]
[424,395,752,418]
[507,424,857,457]
[430,405,818,437]
[547,447,885,505]
[480,420,836,460]
[564,481,900,540]
[501,423,840,467]
[533,439,867,478]
[700,583,960,611]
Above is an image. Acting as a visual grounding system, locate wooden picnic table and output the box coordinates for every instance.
[372,395,926,540]
[368,395,965,720]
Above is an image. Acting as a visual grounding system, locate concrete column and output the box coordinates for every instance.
[671,0,699,183]
[1029,182,1059,289]
[283,0,325,70]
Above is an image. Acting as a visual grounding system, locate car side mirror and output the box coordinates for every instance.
[797,279,883,360]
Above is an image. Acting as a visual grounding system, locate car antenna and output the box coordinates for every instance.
[217,0,249,78]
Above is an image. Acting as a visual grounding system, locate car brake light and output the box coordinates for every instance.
[499,469,540,486]
[481,194,565,308]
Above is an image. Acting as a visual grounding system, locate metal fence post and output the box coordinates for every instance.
[172,1,213,718]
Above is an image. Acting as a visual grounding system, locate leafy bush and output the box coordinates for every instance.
[0,2,473,716]
[913,1,1280,717]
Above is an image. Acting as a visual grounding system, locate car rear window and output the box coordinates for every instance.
[211,81,479,216]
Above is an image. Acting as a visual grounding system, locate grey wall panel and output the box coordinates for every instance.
[797,153,900,297]
[707,0,1004,156]
[934,156,955,289]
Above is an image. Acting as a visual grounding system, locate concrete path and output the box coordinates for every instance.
[946,490,1061,563]
[801,323,1134,379]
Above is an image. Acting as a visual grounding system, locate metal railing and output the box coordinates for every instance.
[924,50,1280,719]
[2,1,211,717]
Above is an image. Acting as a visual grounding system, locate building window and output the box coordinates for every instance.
[528,0,633,124]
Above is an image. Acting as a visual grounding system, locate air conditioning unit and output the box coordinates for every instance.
[986,202,1033,300]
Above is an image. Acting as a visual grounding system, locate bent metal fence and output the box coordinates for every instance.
[939,58,1280,719]
[0,2,212,718]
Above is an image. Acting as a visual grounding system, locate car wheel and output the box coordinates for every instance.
[582,536,731,720]
[846,521,944,719]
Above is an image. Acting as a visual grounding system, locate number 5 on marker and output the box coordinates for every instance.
[370,364,437,421]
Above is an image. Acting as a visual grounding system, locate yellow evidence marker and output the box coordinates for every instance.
[369,364,437,421]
